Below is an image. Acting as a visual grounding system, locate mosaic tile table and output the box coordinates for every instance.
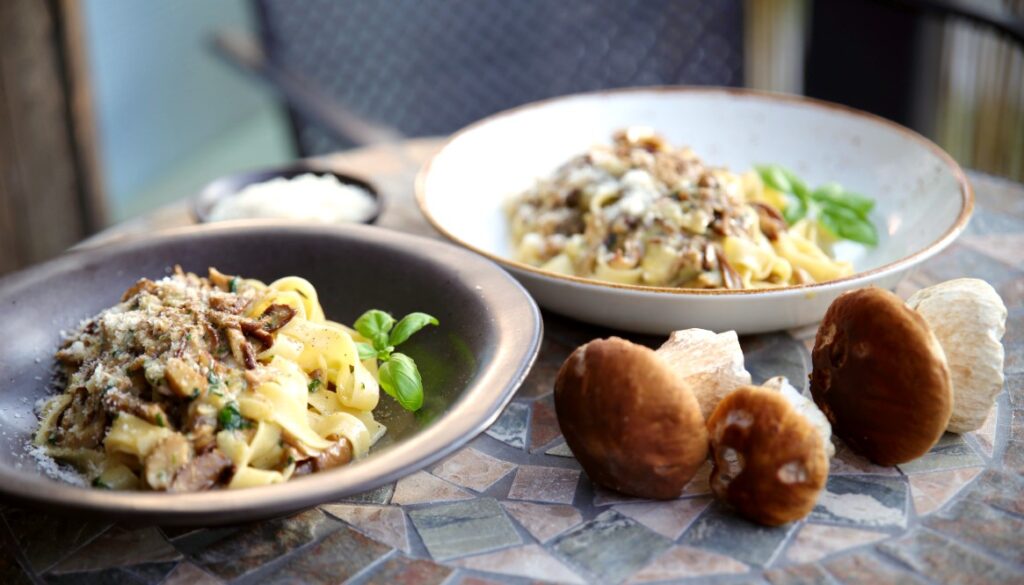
[3,139,1023,585]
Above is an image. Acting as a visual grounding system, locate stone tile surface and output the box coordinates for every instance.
[500,501,582,542]
[2,510,109,573]
[360,555,452,585]
[545,441,574,458]
[765,563,834,585]
[485,401,530,449]
[321,504,410,553]
[811,475,908,528]
[529,395,561,451]
[823,551,927,585]
[454,543,585,584]
[626,545,748,583]
[160,562,222,585]
[407,497,521,561]
[262,523,391,584]
[47,527,179,574]
[339,482,395,505]
[897,439,984,474]
[0,541,33,585]
[923,499,1024,564]
[908,467,983,515]
[878,528,1019,585]
[785,523,888,564]
[972,405,999,456]
[188,509,337,581]
[431,447,517,492]
[391,471,473,505]
[679,504,794,567]
[552,510,670,584]
[613,497,712,539]
[507,465,580,504]
[829,441,900,476]
[962,468,1024,515]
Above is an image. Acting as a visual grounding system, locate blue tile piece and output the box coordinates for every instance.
[485,401,530,449]
[407,497,521,561]
[680,503,794,567]
[551,510,670,584]
[811,475,907,528]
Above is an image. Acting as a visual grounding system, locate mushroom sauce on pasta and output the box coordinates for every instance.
[36,267,410,491]
[507,128,857,289]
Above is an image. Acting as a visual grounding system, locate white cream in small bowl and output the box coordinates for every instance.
[198,170,381,225]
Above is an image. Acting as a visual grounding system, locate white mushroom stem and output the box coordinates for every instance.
[763,376,835,458]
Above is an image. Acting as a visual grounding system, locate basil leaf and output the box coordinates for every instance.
[782,192,808,224]
[782,168,811,200]
[354,310,395,350]
[356,342,378,361]
[756,165,792,193]
[812,183,874,217]
[819,205,879,246]
[378,353,424,411]
[389,312,439,346]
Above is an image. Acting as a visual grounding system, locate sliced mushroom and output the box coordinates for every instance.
[752,202,786,241]
[225,327,257,369]
[144,433,193,490]
[101,388,172,429]
[294,436,353,476]
[164,357,207,399]
[258,304,297,333]
[168,449,232,492]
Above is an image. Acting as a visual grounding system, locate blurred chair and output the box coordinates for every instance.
[250,0,744,155]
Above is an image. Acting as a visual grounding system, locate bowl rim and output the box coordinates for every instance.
[0,222,542,524]
[415,85,974,297]
[192,161,386,225]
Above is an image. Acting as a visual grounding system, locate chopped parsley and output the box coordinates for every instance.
[229,277,239,293]
[307,378,322,393]
[217,403,250,431]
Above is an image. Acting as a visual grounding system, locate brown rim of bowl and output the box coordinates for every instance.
[414,85,974,297]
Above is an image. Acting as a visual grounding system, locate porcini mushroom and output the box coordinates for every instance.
[706,385,829,526]
[810,287,952,465]
[554,337,708,499]
[906,278,1007,433]
[656,329,752,420]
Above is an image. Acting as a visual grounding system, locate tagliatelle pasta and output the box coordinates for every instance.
[35,267,387,491]
[506,128,854,289]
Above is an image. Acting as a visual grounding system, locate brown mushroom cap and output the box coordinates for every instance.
[810,287,952,466]
[554,337,708,499]
[707,386,828,526]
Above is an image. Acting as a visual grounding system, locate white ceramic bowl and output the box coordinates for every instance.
[417,87,973,334]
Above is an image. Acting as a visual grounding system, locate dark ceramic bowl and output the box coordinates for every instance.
[193,162,384,224]
[0,223,541,525]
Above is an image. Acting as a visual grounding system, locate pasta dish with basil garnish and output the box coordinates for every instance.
[506,128,878,289]
[35,267,437,491]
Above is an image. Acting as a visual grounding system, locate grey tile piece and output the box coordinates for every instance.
[810,476,907,528]
[764,563,833,585]
[485,401,530,449]
[1003,438,1024,474]
[48,526,180,573]
[122,561,180,583]
[262,524,391,585]
[897,441,984,474]
[879,528,1019,585]
[745,334,809,391]
[407,497,521,561]
[2,509,110,573]
[168,528,242,554]
[822,551,927,585]
[0,538,33,585]
[679,503,794,568]
[338,482,395,505]
[923,500,1024,564]
[919,244,1021,290]
[545,441,575,458]
[44,568,148,585]
[188,509,338,581]
[161,562,223,585]
[551,509,671,584]
[358,555,453,585]
[962,468,1024,515]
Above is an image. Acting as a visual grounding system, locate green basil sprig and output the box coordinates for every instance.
[354,310,438,412]
[755,165,878,246]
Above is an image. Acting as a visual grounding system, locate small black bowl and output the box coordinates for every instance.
[193,162,384,225]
